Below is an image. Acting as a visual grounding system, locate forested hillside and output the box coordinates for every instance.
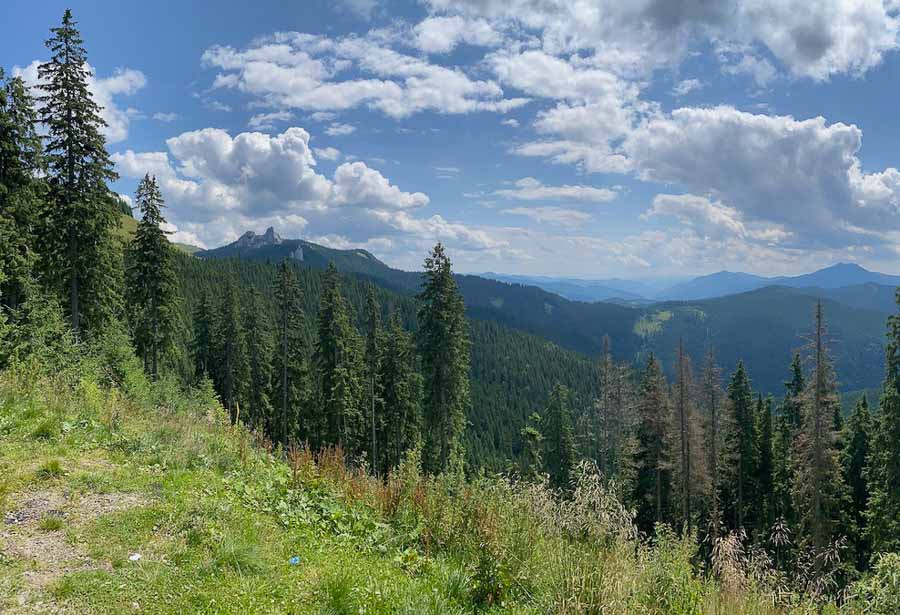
[170,254,597,469]
[198,236,888,395]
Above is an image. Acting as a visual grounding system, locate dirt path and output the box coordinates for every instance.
[1,487,148,613]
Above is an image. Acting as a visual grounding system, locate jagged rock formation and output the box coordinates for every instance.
[234,227,282,249]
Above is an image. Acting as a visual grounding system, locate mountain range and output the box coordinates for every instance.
[484,263,900,304]
[193,227,896,395]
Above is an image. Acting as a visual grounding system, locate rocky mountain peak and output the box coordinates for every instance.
[234,226,283,249]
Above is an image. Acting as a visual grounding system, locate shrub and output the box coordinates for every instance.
[849,553,900,614]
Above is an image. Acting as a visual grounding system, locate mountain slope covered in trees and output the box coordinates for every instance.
[196,235,888,394]
[170,254,596,470]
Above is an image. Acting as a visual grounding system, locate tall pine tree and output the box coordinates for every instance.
[244,289,273,434]
[674,339,699,533]
[38,9,120,334]
[700,347,724,543]
[633,354,672,533]
[724,361,756,532]
[215,281,249,423]
[0,69,44,313]
[792,301,845,568]
[866,289,900,555]
[315,263,363,452]
[543,383,577,492]
[843,395,871,569]
[365,285,383,473]
[756,395,775,534]
[125,175,177,379]
[272,260,306,448]
[772,355,806,532]
[418,243,471,474]
[191,289,217,380]
[379,312,422,473]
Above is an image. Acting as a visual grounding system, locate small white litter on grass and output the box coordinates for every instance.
[129,553,142,561]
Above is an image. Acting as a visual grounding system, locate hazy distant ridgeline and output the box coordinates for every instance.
[197,228,890,395]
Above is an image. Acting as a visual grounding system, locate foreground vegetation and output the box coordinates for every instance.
[1,342,896,614]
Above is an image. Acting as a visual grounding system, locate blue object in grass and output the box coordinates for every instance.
[289,556,300,565]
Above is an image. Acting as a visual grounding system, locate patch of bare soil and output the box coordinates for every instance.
[1,488,148,613]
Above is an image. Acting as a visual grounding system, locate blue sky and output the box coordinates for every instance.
[5,0,900,277]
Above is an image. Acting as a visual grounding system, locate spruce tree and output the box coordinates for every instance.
[773,356,805,532]
[244,289,273,434]
[365,285,383,473]
[215,281,249,423]
[315,263,363,452]
[519,411,544,479]
[38,9,120,334]
[379,311,422,472]
[0,69,44,313]
[792,301,844,569]
[843,395,871,569]
[674,338,696,532]
[417,243,471,474]
[756,395,775,534]
[783,353,805,430]
[543,383,577,492]
[772,412,795,526]
[724,361,756,532]
[124,175,177,379]
[866,289,900,555]
[700,347,724,543]
[594,335,633,481]
[272,260,306,448]
[590,335,614,469]
[633,354,672,533]
[191,290,217,379]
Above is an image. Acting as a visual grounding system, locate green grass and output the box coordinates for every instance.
[38,514,65,531]
[36,458,65,479]
[1,350,890,614]
[115,213,199,256]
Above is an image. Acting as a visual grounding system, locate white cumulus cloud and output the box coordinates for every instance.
[14,61,146,143]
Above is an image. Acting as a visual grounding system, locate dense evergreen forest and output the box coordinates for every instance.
[3,10,900,610]
[199,236,889,397]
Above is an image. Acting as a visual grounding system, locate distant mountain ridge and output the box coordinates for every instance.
[195,229,893,395]
[484,263,900,304]
[481,272,658,303]
[196,228,398,282]
[658,263,900,301]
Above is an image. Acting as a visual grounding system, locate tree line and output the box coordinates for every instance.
[188,250,469,476]
[525,299,900,580]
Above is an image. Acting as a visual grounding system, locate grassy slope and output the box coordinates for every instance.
[115,214,200,255]
[0,373,430,613]
[2,353,883,613]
